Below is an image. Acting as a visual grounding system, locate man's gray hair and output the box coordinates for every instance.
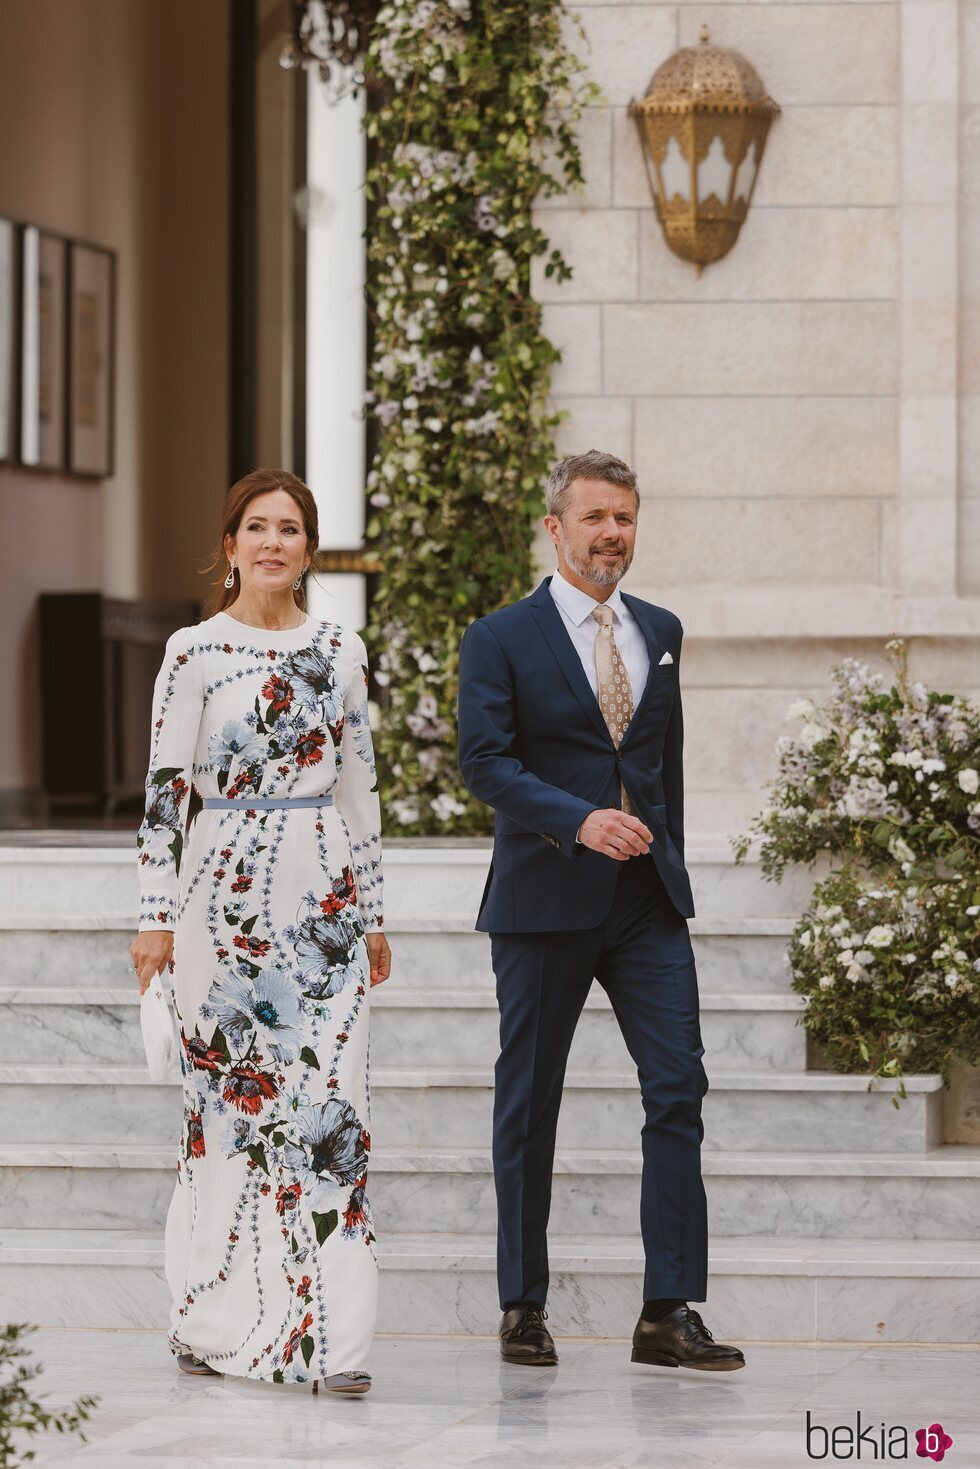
[546,449,640,522]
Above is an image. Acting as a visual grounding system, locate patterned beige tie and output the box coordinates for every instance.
[591,603,635,815]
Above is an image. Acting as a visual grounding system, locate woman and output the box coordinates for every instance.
[129,468,391,1394]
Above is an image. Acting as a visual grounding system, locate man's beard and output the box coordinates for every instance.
[564,538,631,588]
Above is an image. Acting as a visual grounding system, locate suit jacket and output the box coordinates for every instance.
[457,575,695,933]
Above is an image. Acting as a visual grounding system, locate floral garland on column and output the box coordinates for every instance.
[361,0,595,833]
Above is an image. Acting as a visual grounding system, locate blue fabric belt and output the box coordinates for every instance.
[202,795,334,810]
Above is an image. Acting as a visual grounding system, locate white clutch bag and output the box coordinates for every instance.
[140,971,179,1082]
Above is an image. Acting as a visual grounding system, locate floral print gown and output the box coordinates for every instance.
[136,610,384,1383]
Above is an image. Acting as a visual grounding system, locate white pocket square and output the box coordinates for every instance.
[658,650,674,666]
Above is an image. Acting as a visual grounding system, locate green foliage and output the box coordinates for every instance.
[0,1323,98,1467]
[790,863,979,1087]
[734,639,980,1085]
[361,0,597,833]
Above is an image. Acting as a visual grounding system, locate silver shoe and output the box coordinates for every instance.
[312,1371,372,1395]
[176,1352,220,1376]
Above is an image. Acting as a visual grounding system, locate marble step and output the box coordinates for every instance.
[0,1227,977,1344]
[0,1065,943,1153]
[0,839,829,924]
[0,1142,975,1239]
[0,985,809,1071]
[0,917,799,995]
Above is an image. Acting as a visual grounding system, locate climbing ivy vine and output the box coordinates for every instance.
[361,0,596,831]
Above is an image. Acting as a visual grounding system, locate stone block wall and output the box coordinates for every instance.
[532,0,979,835]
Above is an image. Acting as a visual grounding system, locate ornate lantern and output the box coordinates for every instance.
[630,26,780,274]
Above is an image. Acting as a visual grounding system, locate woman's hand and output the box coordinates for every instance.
[365,932,391,988]
[129,931,174,995]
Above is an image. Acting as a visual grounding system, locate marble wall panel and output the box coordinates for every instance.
[623,497,880,586]
[535,105,613,211]
[533,210,639,303]
[638,208,897,302]
[602,304,899,396]
[553,396,633,462]
[612,105,900,211]
[633,397,897,499]
[542,303,603,394]
[563,5,678,108]
[958,500,980,594]
[677,6,900,106]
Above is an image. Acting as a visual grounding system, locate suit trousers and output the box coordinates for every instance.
[489,851,709,1309]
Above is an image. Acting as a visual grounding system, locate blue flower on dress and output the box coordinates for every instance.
[282,1099,367,1197]
[222,1115,256,1157]
[291,908,364,997]
[208,719,266,771]
[283,647,343,722]
[208,966,303,1064]
[346,707,376,780]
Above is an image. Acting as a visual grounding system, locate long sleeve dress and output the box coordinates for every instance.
[136,609,384,1383]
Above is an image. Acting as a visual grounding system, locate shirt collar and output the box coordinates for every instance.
[549,565,628,627]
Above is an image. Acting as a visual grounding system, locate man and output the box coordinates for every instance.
[457,449,744,1372]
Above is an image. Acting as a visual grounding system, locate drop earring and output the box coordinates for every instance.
[224,558,236,589]
[293,565,306,592]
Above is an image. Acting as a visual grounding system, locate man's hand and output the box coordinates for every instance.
[576,809,653,861]
[366,932,392,988]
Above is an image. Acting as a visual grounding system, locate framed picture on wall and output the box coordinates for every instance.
[68,241,115,477]
[0,218,17,465]
[20,226,68,470]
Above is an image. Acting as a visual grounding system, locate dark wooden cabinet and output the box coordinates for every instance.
[39,593,199,812]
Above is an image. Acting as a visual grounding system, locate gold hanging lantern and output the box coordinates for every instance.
[630,26,780,274]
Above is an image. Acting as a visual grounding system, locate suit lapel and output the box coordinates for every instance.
[528,579,614,747]
[616,592,665,752]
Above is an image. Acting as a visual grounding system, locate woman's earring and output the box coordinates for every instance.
[293,566,306,592]
[224,558,236,589]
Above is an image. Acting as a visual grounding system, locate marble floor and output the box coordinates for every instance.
[18,1329,980,1469]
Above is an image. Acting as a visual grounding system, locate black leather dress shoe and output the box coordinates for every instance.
[499,1306,558,1365]
[632,1306,745,1371]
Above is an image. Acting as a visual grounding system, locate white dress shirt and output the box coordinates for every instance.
[548,564,649,708]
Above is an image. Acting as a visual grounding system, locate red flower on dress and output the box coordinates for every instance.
[187,1112,205,1158]
[223,1063,278,1115]
[182,1034,225,1072]
[281,1311,314,1366]
[261,674,294,713]
[343,1177,367,1234]
[177,654,188,665]
[293,730,326,768]
[275,1181,302,1217]
[231,875,252,894]
[296,1275,312,1298]
[227,770,257,799]
[320,865,356,916]
[233,933,271,958]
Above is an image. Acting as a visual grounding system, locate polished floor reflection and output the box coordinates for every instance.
[21,1329,980,1467]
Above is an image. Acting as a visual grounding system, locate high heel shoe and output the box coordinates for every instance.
[312,1371,372,1395]
[176,1352,220,1377]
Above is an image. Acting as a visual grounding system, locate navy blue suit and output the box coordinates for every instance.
[458,576,709,1308]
